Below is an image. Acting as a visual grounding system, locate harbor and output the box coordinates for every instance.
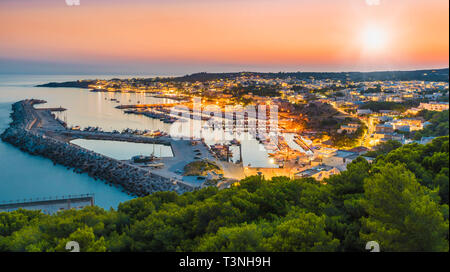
[0,99,198,197]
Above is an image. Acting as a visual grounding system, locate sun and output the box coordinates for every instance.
[361,25,388,53]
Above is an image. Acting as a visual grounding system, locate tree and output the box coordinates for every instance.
[265,211,339,252]
[0,209,43,236]
[55,226,106,252]
[365,140,402,158]
[434,171,449,205]
[361,163,448,252]
[413,110,449,140]
[197,223,268,252]
[324,157,370,251]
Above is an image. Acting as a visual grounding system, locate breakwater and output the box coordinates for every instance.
[1,100,194,197]
[123,109,178,124]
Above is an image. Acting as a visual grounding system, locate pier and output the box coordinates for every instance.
[0,194,94,214]
[38,106,67,112]
[116,103,179,109]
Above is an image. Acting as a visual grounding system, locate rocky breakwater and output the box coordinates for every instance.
[1,100,194,196]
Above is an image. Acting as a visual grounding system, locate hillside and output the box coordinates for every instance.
[0,137,448,252]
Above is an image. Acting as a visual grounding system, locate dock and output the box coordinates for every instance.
[115,103,179,109]
[0,194,94,214]
[38,107,67,112]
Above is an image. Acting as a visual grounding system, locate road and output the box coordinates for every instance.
[329,101,374,148]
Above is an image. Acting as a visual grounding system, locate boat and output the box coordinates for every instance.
[147,163,165,168]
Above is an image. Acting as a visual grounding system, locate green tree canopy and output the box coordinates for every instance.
[360,163,448,252]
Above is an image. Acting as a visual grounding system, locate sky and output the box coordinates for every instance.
[0,0,448,75]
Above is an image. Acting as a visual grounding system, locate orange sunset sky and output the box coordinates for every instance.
[0,0,448,74]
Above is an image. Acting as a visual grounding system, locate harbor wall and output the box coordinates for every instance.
[1,101,194,197]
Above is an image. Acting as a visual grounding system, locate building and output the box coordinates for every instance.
[294,165,340,181]
[322,150,360,171]
[357,109,373,115]
[337,123,360,134]
[391,118,423,132]
[0,194,95,215]
[405,107,421,115]
[375,123,394,133]
[418,102,449,112]
[373,132,405,143]
[418,136,436,145]
[348,146,370,155]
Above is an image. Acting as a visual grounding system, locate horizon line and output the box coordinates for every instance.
[0,67,448,77]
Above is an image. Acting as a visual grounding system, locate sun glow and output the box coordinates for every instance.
[361,25,388,53]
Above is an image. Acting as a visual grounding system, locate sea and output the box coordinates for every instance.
[0,74,275,209]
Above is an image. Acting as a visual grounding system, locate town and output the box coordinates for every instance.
[39,70,449,186]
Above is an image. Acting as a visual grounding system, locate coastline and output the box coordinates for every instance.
[0,100,195,197]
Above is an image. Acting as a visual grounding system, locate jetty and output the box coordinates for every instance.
[115,103,179,109]
[0,99,196,197]
[0,194,94,215]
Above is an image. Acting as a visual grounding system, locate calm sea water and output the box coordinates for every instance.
[0,74,274,209]
[70,139,173,160]
[0,75,161,209]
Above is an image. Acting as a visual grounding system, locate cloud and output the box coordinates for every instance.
[365,0,380,6]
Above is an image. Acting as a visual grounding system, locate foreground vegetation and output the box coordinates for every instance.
[0,137,448,252]
[413,110,449,140]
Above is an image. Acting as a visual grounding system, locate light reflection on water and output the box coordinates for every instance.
[0,74,274,208]
[0,75,154,209]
